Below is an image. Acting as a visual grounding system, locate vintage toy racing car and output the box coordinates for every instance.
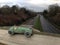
[8,26,33,38]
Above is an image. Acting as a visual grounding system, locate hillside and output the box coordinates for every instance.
[0,5,36,26]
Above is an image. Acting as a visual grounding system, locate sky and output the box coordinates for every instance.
[0,0,60,12]
[0,0,60,5]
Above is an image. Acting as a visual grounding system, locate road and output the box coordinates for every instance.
[40,15,60,34]
[22,15,60,34]
[0,29,60,45]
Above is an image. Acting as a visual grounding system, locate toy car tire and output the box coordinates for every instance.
[8,31,15,35]
[24,32,32,38]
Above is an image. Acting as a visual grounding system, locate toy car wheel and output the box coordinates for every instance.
[8,31,15,35]
[24,32,32,38]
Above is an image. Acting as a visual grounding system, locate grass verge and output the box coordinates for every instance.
[33,15,43,32]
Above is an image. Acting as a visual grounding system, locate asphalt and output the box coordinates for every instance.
[40,15,60,34]
[22,15,60,34]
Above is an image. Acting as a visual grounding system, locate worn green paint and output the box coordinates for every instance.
[9,26,32,34]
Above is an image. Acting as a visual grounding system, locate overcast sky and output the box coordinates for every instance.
[0,0,60,5]
[0,0,60,12]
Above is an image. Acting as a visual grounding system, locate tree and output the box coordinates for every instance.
[0,5,11,14]
[11,5,19,14]
[48,4,59,17]
[43,10,48,15]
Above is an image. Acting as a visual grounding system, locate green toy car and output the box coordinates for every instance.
[8,26,33,38]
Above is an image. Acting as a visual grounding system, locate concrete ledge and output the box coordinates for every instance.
[34,31,60,38]
[0,25,60,38]
[32,28,60,38]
